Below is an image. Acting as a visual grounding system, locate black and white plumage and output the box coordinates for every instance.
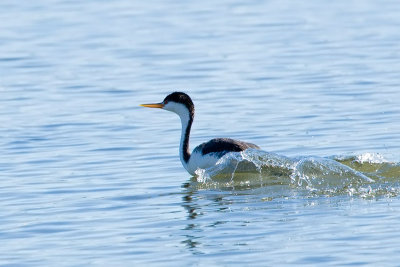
[141,92,260,175]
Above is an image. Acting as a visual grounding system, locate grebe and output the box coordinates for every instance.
[140,92,260,175]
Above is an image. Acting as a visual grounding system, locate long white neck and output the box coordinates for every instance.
[179,114,192,169]
[163,102,193,171]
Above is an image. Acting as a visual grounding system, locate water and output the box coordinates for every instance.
[1,0,400,265]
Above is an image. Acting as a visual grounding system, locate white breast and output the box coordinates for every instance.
[184,150,221,175]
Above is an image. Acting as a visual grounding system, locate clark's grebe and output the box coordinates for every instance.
[140,92,260,175]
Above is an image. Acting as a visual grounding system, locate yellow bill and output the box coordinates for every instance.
[140,103,164,108]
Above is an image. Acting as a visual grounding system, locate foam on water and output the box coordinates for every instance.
[194,150,400,198]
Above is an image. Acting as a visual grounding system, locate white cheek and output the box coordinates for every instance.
[163,102,178,113]
[164,102,189,120]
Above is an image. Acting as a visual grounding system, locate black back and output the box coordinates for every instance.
[195,138,260,157]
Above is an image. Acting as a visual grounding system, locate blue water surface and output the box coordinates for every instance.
[1,0,400,265]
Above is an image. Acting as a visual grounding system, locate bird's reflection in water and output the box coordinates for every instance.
[180,181,202,253]
[180,179,232,254]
